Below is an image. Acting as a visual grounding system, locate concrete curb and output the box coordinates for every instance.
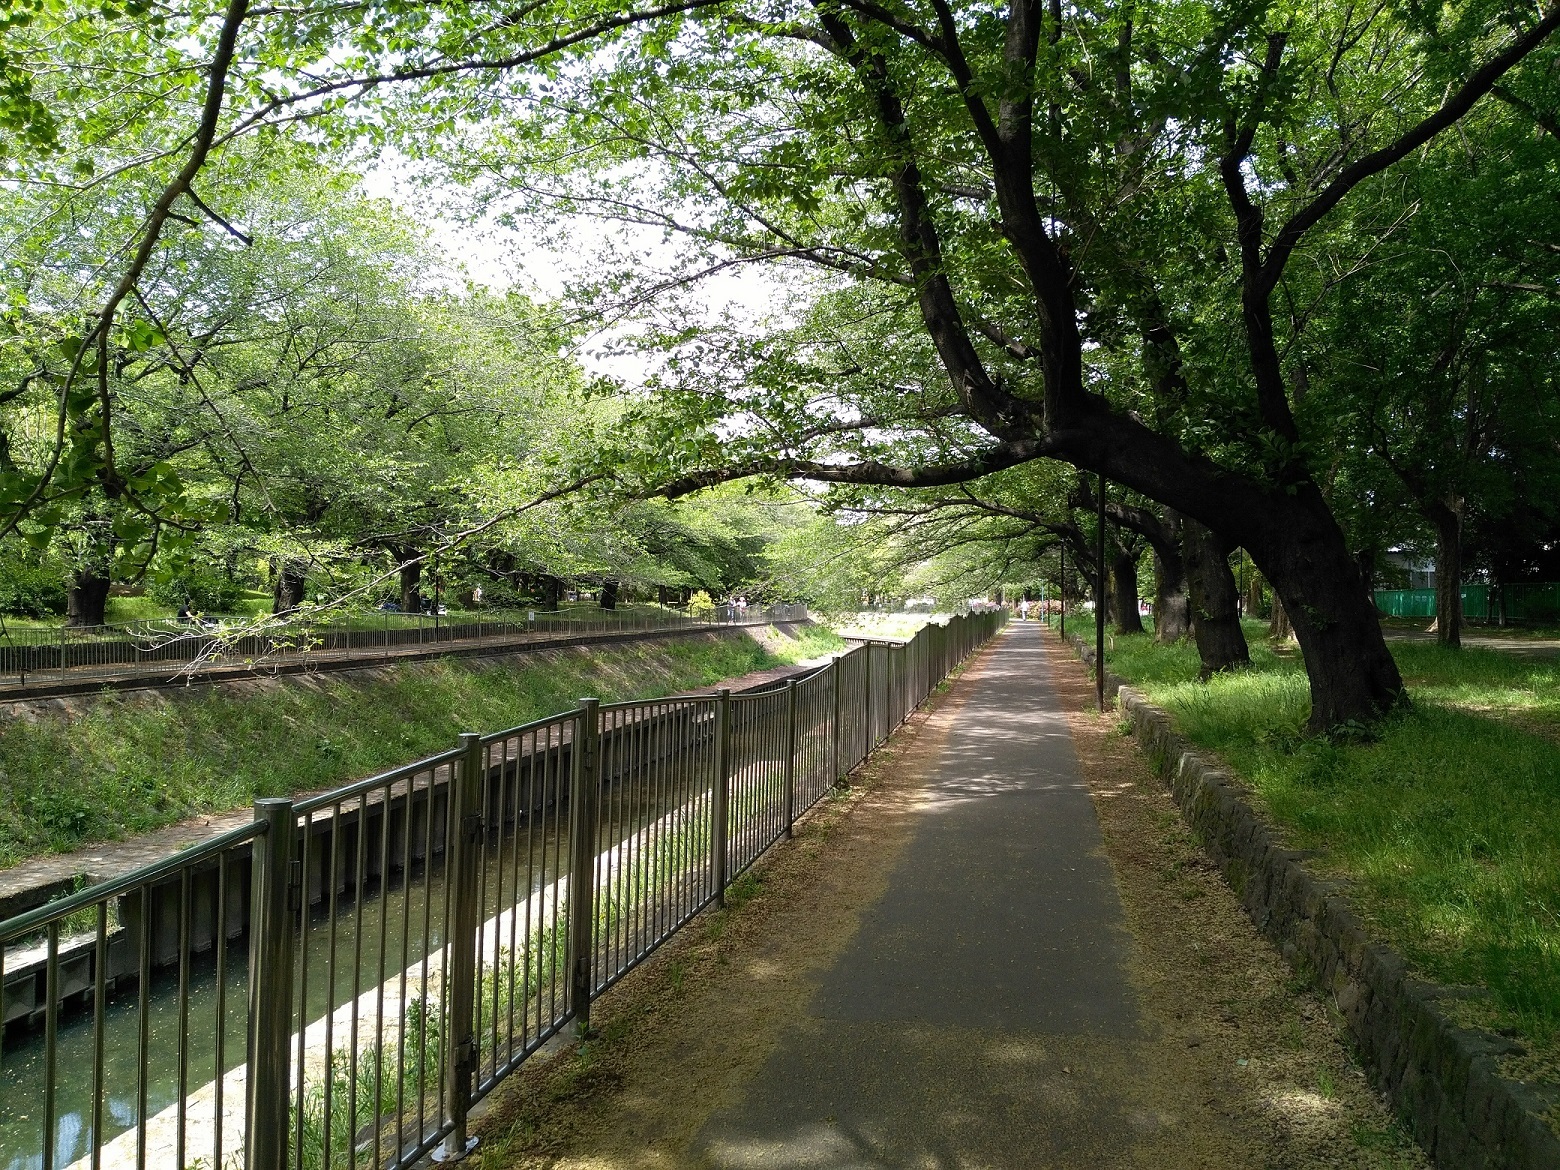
[1061,630,1560,1169]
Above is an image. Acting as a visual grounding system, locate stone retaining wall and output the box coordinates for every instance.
[1064,631,1560,1169]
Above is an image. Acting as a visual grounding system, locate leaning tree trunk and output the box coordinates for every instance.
[273,560,308,614]
[398,559,423,614]
[599,579,619,610]
[1428,497,1464,649]
[65,569,110,627]
[1183,521,1250,677]
[1110,549,1145,635]
[1241,486,1406,730]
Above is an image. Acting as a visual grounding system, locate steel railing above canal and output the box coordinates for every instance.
[0,604,809,695]
[0,610,1004,1170]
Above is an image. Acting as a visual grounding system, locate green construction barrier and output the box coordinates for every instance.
[1374,582,1560,623]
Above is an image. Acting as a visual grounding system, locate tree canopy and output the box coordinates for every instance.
[0,0,1555,725]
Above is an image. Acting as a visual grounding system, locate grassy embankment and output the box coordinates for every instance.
[0,596,697,629]
[1098,621,1560,1065]
[0,624,844,870]
[832,611,939,640]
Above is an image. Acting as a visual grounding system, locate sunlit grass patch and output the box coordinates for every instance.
[0,633,790,868]
[1104,628,1560,1054]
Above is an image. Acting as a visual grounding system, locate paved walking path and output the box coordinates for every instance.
[694,621,1147,1167]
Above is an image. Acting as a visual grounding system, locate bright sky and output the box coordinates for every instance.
[360,160,793,387]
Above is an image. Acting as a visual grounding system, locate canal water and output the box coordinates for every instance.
[0,786,663,1170]
[0,702,732,1170]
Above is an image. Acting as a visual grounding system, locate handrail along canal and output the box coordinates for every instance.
[0,609,1004,1170]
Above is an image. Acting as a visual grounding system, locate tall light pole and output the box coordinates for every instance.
[1059,543,1066,638]
[1096,474,1107,713]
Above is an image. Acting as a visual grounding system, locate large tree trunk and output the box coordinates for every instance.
[398,559,423,614]
[1429,497,1464,649]
[66,570,110,627]
[1152,544,1191,643]
[1183,521,1250,677]
[1270,594,1293,641]
[1060,412,1404,728]
[1243,488,1404,729]
[65,499,115,627]
[1110,548,1145,634]
[540,575,563,611]
[599,579,619,610]
[1244,567,1264,620]
[273,560,308,614]
[1107,503,1190,644]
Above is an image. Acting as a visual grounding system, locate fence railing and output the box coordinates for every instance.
[0,609,1003,1170]
[1374,583,1560,624]
[0,603,810,692]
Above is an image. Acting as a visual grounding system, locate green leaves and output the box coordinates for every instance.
[119,319,162,354]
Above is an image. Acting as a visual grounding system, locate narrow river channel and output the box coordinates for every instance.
[0,771,691,1170]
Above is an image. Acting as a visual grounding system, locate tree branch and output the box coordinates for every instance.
[1265,9,1560,282]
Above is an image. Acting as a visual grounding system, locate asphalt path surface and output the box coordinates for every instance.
[694,622,1147,1168]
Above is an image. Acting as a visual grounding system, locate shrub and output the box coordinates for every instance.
[473,580,528,609]
[0,550,68,617]
[147,565,247,613]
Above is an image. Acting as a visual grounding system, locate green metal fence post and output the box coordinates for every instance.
[568,699,601,1037]
[888,643,898,729]
[712,688,731,906]
[831,655,842,784]
[437,732,485,1161]
[862,641,874,755]
[784,679,798,839]
[246,798,296,1170]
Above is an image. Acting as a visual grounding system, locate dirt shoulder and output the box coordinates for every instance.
[467,655,971,1170]
[1044,638,1426,1168]
[466,637,1428,1169]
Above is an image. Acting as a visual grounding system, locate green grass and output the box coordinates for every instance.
[830,611,939,640]
[1378,615,1560,641]
[759,621,848,661]
[1104,623,1560,1057]
[0,629,826,870]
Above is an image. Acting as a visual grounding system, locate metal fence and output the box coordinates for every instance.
[0,609,1003,1170]
[1374,583,1560,624]
[0,604,810,693]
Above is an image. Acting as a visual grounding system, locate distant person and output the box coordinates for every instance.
[176,601,194,621]
[1018,598,1030,620]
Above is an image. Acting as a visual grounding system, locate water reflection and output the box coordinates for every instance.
[0,771,680,1170]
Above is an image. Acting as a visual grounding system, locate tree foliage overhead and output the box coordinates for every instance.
[412,0,1559,725]
[0,0,1553,721]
